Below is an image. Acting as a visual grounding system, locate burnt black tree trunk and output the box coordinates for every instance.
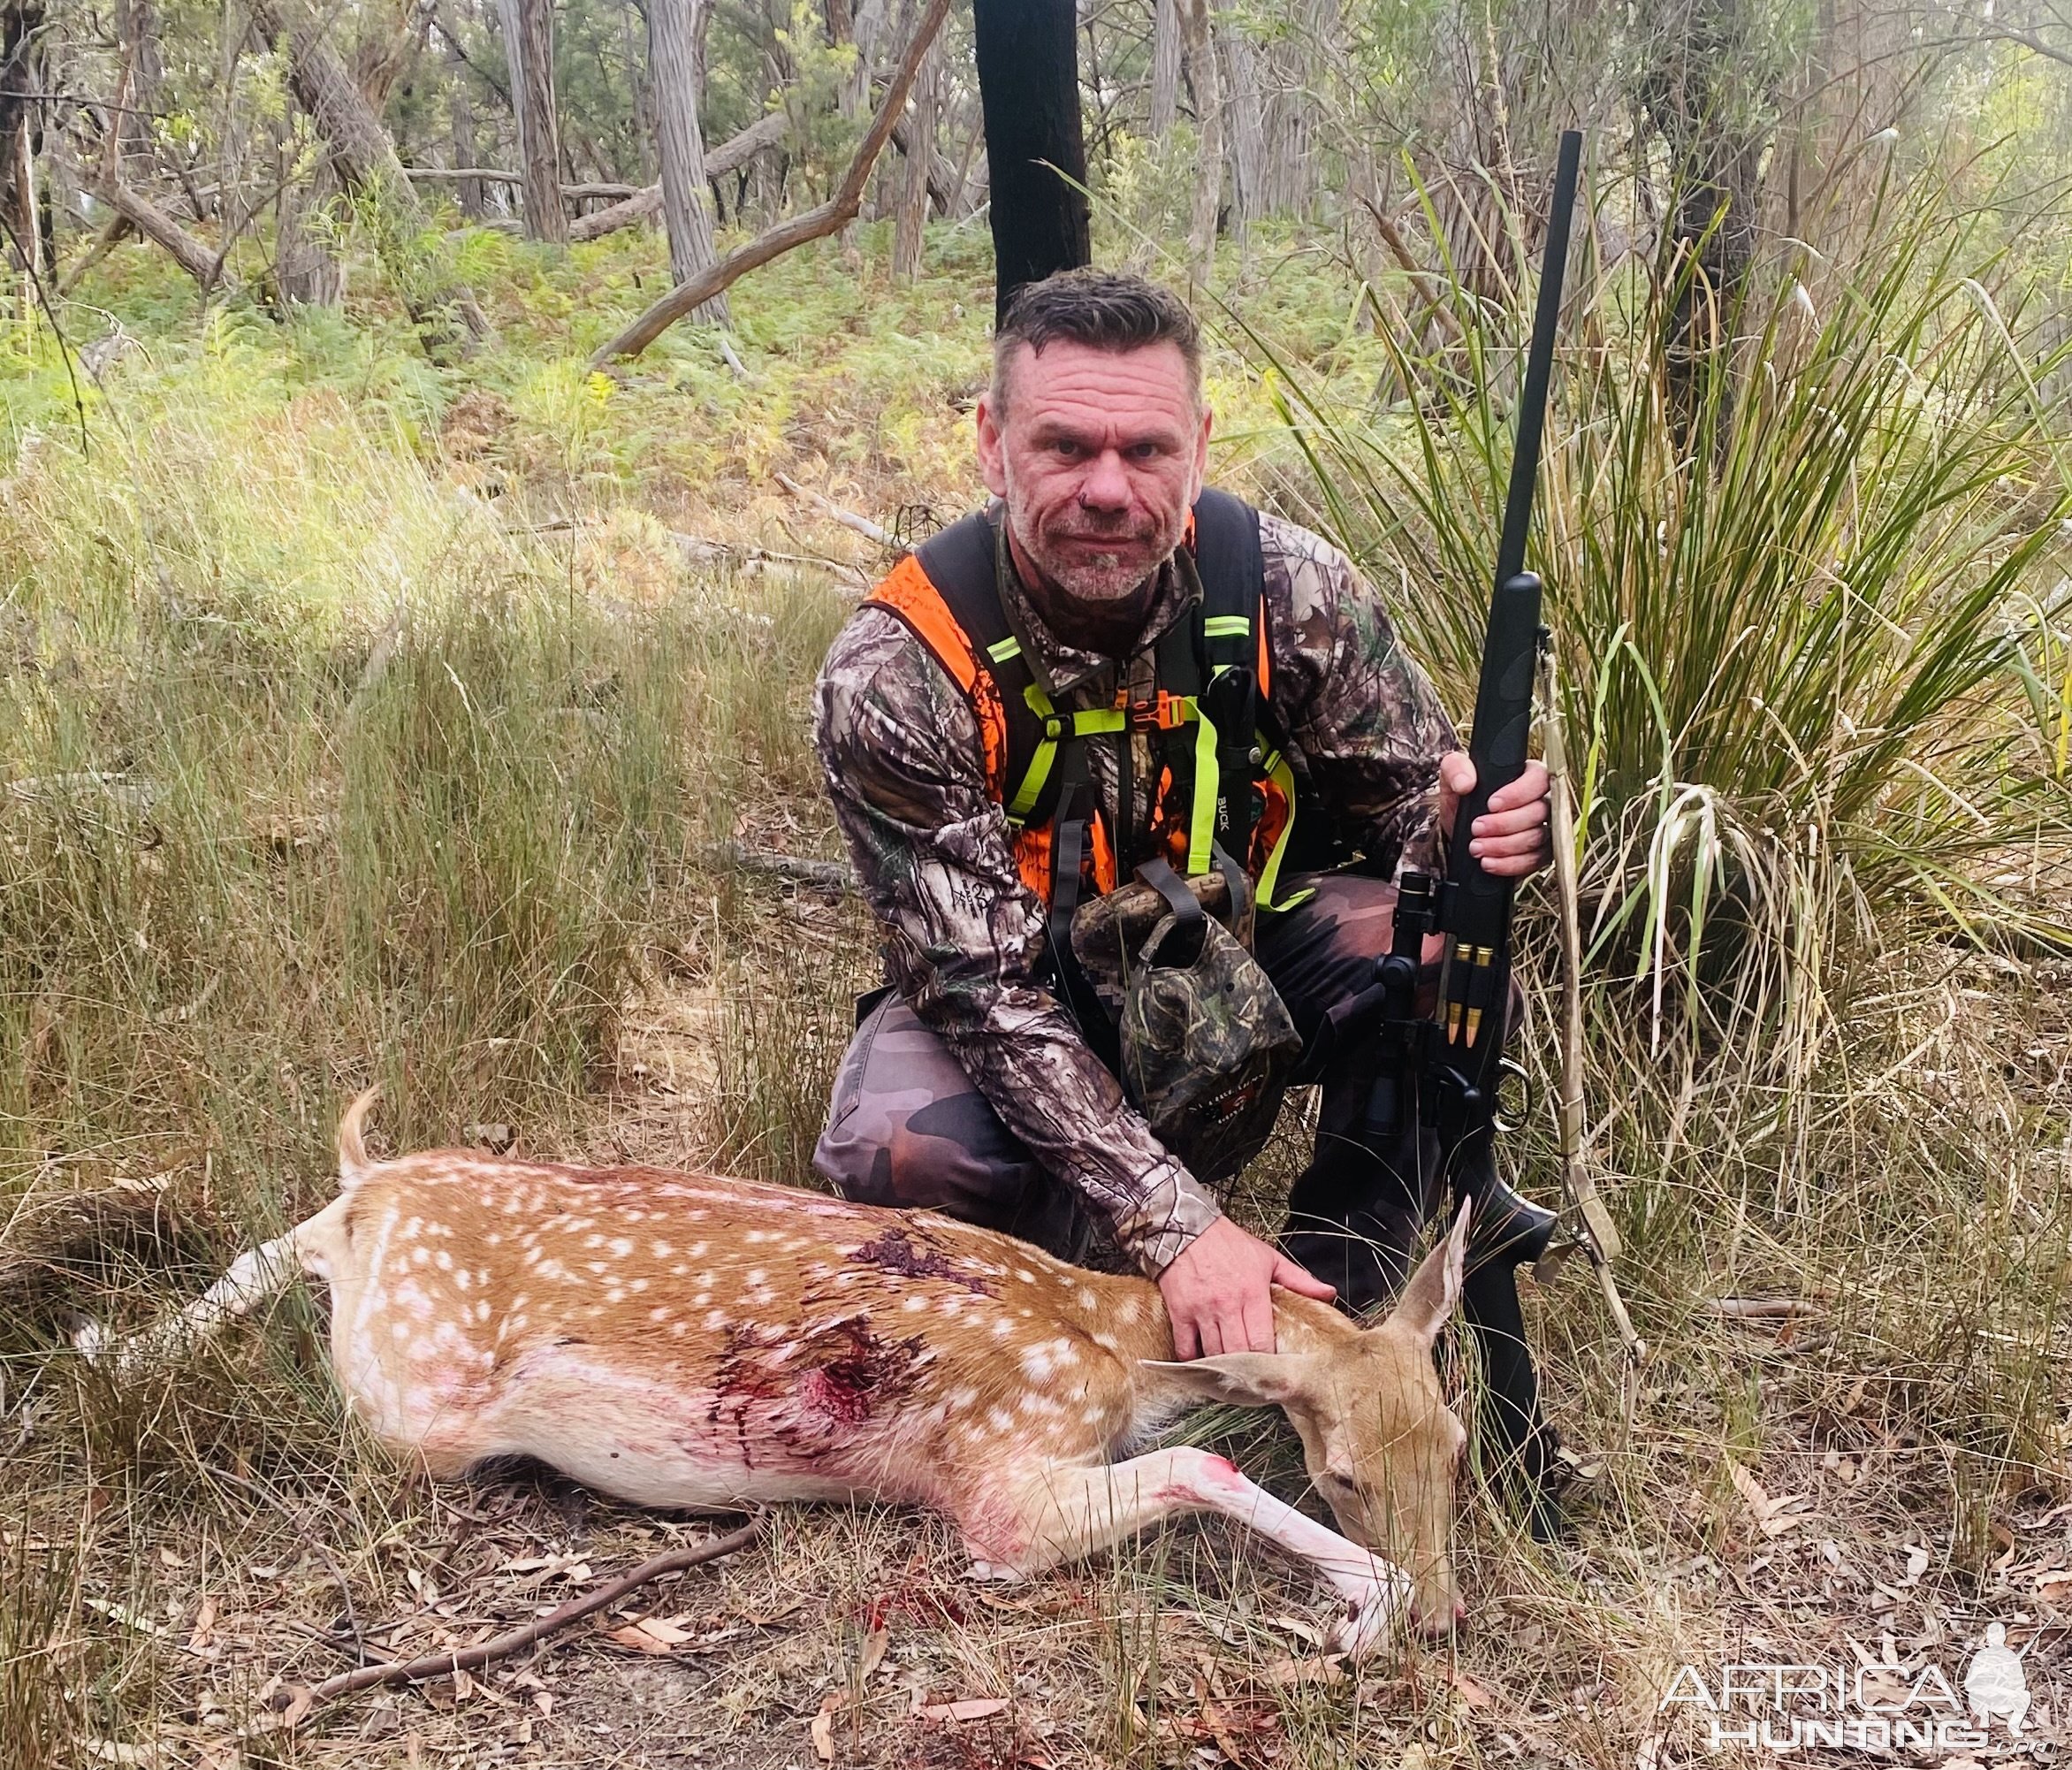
[971,0,1088,324]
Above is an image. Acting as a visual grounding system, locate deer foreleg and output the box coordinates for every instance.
[962,1448,1413,1659]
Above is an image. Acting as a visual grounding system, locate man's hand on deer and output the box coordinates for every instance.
[1158,1215,1336,1358]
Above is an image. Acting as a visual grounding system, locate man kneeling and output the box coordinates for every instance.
[812,269,1550,1365]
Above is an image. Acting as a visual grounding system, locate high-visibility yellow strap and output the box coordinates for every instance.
[1202,614,1252,639]
[1008,683,1058,823]
[1254,748,1314,911]
[986,636,1023,665]
[1187,698,1218,875]
[1006,686,1127,825]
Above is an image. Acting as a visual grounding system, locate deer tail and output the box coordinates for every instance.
[338,1086,381,1189]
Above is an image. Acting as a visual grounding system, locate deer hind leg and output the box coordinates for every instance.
[959,1448,1413,1659]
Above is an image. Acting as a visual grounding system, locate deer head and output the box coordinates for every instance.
[1144,1203,1472,1635]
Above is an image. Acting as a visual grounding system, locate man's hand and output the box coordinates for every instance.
[1159,1217,1336,1358]
[1436,752,1551,878]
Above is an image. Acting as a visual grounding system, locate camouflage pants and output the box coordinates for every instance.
[813,873,1445,1304]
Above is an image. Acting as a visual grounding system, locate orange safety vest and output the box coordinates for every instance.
[863,491,1304,916]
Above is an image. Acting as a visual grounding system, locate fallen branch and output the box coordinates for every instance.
[402,168,643,201]
[1357,195,1466,345]
[773,471,895,548]
[568,111,789,245]
[286,1516,760,1705]
[58,212,133,295]
[588,0,952,365]
[1710,1298,1822,1322]
[715,843,854,892]
[96,181,236,294]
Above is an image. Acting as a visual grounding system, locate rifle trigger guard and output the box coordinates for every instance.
[1492,1057,1534,1136]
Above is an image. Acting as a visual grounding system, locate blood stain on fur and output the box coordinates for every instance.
[847,1226,996,1295]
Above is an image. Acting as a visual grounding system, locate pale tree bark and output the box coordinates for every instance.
[447,42,484,216]
[1177,0,1223,284]
[98,175,236,292]
[566,109,785,241]
[646,0,726,318]
[114,0,161,171]
[253,0,488,357]
[276,148,345,304]
[1149,0,1180,136]
[1220,12,1261,243]
[497,0,566,240]
[890,24,939,281]
[590,0,950,365]
[1,0,41,297]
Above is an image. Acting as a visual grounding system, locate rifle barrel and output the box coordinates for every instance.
[1493,129,1583,593]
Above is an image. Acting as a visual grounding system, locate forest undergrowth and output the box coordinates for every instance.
[0,215,2069,1768]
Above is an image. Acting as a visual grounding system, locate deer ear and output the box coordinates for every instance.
[1140,1353,1315,1408]
[1386,1201,1470,1347]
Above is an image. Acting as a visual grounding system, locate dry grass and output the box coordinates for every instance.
[4,242,2072,1768]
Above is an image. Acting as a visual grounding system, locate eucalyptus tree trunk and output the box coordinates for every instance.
[1177,0,1222,284]
[447,44,484,217]
[645,0,726,320]
[1148,0,1180,137]
[1220,14,1261,243]
[114,0,161,171]
[0,0,42,297]
[890,27,939,280]
[276,149,345,305]
[255,0,487,356]
[496,0,566,240]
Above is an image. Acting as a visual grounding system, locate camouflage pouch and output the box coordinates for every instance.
[1076,859,1300,1186]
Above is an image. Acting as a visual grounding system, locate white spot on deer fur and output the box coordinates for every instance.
[649,1306,671,1323]
[938,1296,964,1317]
[1021,1344,1057,1379]
[1077,1286,1100,1310]
[670,1321,686,1336]
[651,1241,673,1258]
[1115,1294,1141,1324]
[746,1269,766,1286]
[434,1250,453,1271]
[583,1234,604,1250]
[693,1291,712,1306]
[1016,1269,1035,1284]
[947,1386,978,1413]
[606,1287,625,1303]
[687,1241,709,1256]
[629,1278,649,1293]
[990,1318,1013,1339]
[744,1231,771,1245]
[454,1269,471,1291]
[587,1262,608,1276]
[987,1407,1017,1432]
[610,1237,634,1257]
[412,1247,430,1268]
[1093,1332,1118,1351]
[705,1309,729,1328]
[903,1294,929,1313]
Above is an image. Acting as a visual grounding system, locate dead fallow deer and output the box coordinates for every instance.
[88,1091,1473,1653]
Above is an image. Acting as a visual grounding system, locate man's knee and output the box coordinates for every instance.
[814,998,1047,1225]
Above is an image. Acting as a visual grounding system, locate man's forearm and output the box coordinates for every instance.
[895,961,1223,1271]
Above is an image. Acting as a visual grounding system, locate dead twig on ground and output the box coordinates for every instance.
[281,1514,761,1707]
[773,472,896,550]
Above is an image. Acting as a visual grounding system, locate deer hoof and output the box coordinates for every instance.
[1324,1573,1413,1659]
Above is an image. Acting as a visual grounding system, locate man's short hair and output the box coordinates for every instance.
[990,269,1202,416]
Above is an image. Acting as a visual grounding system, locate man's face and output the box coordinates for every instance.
[976,339,1211,608]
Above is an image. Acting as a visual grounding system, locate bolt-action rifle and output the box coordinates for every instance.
[1319,130,1584,1536]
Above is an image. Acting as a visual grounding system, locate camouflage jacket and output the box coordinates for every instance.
[813,503,1457,1274]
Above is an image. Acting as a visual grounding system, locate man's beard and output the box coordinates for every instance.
[1009,504,1187,607]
